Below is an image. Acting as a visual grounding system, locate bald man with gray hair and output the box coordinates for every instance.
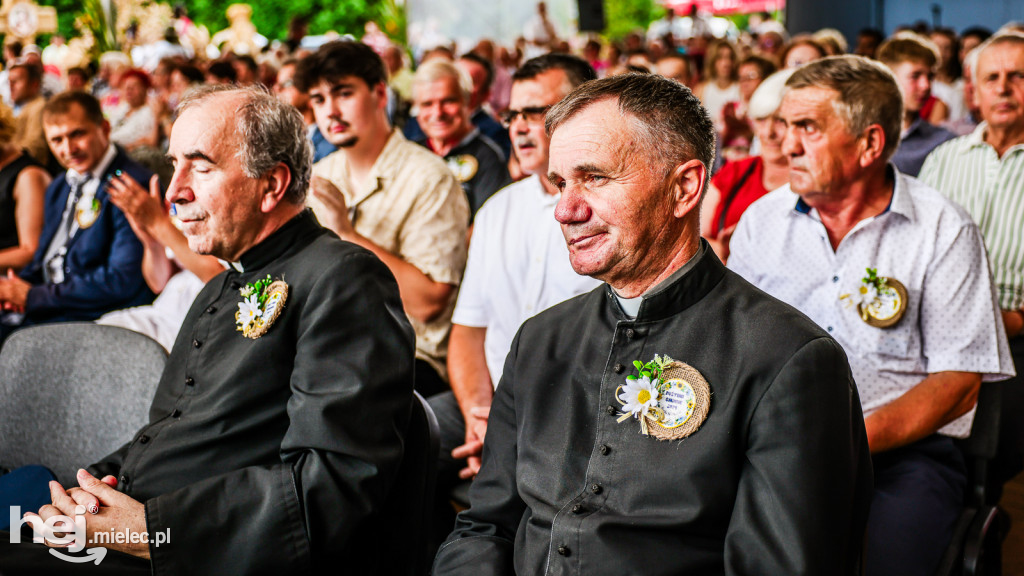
[1,84,417,574]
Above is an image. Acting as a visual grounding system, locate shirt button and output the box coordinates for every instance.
[185,377,195,387]
[613,364,624,374]
[606,405,617,415]
[590,484,602,494]
[139,435,149,444]
[827,326,834,332]
[193,339,202,348]
[572,504,583,514]
[625,328,635,339]
[599,444,610,455]
[832,275,839,283]
[171,409,182,418]
[557,545,570,556]
[205,305,217,314]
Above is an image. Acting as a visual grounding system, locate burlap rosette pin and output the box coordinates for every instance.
[235,276,289,339]
[617,355,711,441]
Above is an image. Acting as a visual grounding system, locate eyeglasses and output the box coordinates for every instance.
[501,105,552,128]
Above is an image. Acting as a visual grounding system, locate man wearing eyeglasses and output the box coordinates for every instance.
[428,56,601,512]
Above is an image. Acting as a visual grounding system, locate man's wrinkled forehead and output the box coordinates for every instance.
[977,39,1024,73]
[170,99,238,161]
[548,99,630,171]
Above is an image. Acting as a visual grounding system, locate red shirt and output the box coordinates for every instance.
[709,156,767,236]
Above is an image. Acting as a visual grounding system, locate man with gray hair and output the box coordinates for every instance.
[0,84,416,574]
[434,73,872,575]
[412,59,510,218]
[729,55,1014,576]
[920,31,1024,499]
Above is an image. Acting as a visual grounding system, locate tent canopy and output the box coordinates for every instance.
[666,0,785,16]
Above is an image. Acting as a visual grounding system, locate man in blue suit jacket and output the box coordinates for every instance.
[0,91,153,343]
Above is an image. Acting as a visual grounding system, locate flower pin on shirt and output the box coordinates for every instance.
[75,191,101,229]
[616,354,711,441]
[235,275,289,339]
[840,268,907,328]
[445,155,479,183]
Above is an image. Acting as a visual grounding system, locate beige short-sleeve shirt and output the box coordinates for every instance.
[310,129,469,379]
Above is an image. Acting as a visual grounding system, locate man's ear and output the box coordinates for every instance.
[859,124,887,168]
[260,163,293,213]
[374,81,389,110]
[670,159,706,219]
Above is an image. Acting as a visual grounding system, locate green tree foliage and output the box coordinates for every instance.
[603,0,665,41]
[36,0,403,45]
[186,0,380,41]
[37,0,83,40]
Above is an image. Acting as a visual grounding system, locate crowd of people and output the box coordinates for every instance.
[0,6,1021,575]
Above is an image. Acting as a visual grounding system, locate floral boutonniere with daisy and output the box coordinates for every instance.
[840,268,907,328]
[616,354,710,441]
[235,275,289,339]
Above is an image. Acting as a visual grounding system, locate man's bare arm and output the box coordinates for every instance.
[310,176,454,323]
[107,173,224,292]
[1001,308,1024,339]
[447,324,494,478]
[864,370,981,454]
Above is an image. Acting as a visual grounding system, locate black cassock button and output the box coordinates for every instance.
[613,364,624,373]
[557,545,569,556]
[171,409,181,418]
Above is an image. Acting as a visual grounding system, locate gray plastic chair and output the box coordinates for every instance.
[0,323,167,486]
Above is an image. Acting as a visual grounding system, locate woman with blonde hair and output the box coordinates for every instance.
[695,39,740,132]
[0,102,50,274]
[701,69,795,263]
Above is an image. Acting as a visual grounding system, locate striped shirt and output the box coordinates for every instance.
[920,122,1024,310]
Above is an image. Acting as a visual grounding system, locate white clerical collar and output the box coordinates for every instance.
[611,242,708,319]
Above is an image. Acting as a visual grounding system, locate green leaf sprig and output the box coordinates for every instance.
[625,354,673,383]
[240,275,274,305]
[861,268,895,296]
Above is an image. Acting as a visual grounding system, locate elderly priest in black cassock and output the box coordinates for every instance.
[0,85,415,574]
[432,74,873,575]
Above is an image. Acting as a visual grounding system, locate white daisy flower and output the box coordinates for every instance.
[237,294,262,327]
[843,281,878,307]
[619,375,660,416]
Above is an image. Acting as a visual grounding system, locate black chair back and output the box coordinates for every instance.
[376,391,440,576]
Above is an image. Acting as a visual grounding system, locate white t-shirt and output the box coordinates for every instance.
[729,168,1015,437]
[98,270,207,351]
[453,174,601,386]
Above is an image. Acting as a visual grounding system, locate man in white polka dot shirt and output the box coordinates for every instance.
[729,56,1015,576]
